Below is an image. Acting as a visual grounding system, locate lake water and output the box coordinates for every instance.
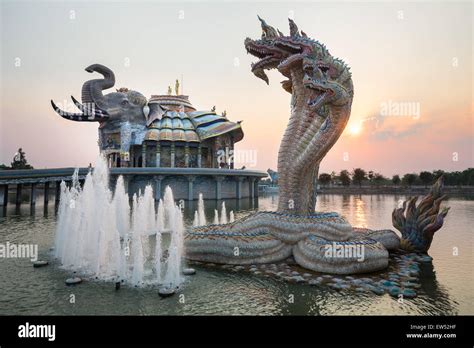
[0,193,472,315]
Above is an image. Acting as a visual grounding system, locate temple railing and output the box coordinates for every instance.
[0,167,267,206]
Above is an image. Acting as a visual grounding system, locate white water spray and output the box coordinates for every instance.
[197,193,206,225]
[54,156,185,288]
[219,202,228,224]
[193,195,233,226]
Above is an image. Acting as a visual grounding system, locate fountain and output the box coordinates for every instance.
[197,193,206,226]
[54,156,185,289]
[193,193,207,227]
[192,197,234,227]
[219,202,228,225]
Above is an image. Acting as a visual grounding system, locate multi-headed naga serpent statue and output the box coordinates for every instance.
[185,17,449,274]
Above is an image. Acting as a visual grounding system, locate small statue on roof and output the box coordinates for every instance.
[222,110,227,118]
[211,106,216,112]
[175,79,180,95]
[167,86,172,95]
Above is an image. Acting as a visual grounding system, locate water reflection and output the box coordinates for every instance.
[353,195,367,228]
[0,193,471,315]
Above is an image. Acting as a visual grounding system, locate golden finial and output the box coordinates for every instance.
[175,79,180,95]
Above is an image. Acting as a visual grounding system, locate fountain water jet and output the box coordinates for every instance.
[54,156,185,288]
[197,193,206,226]
[220,202,228,224]
[193,195,234,226]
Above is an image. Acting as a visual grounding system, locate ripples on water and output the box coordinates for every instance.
[0,194,472,315]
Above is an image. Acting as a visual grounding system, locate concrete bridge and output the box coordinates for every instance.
[0,167,267,207]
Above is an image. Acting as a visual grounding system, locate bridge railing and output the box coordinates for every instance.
[0,167,267,207]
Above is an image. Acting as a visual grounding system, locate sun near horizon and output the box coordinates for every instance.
[0,1,472,178]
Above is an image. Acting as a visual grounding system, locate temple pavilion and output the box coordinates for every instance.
[105,94,243,169]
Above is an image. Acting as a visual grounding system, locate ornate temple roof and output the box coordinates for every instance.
[144,95,243,143]
[149,94,196,112]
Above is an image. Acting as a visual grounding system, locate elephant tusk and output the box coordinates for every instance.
[70,95,109,118]
[51,100,107,122]
[143,105,150,119]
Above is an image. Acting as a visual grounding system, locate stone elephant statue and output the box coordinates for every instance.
[51,64,151,129]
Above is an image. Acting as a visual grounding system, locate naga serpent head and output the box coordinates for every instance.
[245,17,353,115]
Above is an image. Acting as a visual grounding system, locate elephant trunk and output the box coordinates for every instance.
[81,64,115,108]
[51,63,114,122]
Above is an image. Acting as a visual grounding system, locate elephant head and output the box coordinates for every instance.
[51,64,150,129]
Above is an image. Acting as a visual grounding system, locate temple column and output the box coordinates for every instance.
[184,144,190,167]
[235,176,244,200]
[0,185,8,206]
[187,175,195,201]
[214,176,224,200]
[197,145,202,168]
[55,181,61,205]
[170,143,175,168]
[249,178,255,199]
[155,143,161,168]
[142,143,147,167]
[44,182,50,205]
[230,144,235,169]
[30,183,37,206]
[154,175,165,201]
[16,184,22,205]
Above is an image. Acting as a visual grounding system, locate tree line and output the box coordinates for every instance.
[318,168,474,187]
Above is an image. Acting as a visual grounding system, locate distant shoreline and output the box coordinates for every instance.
[260,185,474,196]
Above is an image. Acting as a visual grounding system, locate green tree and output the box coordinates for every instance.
[392,175,401,185]
[402,173,418,187]
[432,170,445,181]
[339,170,351,186]
[318,173,332,187]
[373,173,386,187]
[10,148,33,170]
[368,170,374,184]
[460,168,474,185]
[419,171,433,187]
[352,168,367,187]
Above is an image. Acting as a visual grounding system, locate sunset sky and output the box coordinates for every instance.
[1,1,472,177]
